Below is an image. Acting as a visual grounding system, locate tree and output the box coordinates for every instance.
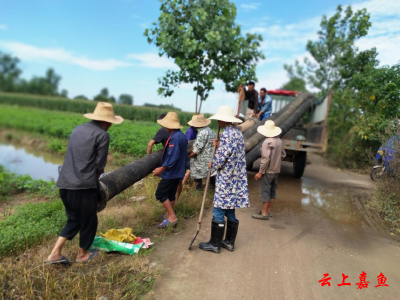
[74,95,89,100]
[283,5,375,167]
[351,63,400,142]
[0,51,22,92]
[145,0,264,113]
[119,94,134,105]
[281,63,308,92]
[94,88,116,103]
[60,89,68,98]
[44,68,61,95]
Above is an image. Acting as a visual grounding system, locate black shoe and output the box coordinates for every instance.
[220,219,239,252]
[199,220,225,253]
[195,179,203,191]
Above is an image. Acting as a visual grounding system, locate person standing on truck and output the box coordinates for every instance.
[147,113,171,154]
[153,112,188,228]
[257,88,273,121]
[253,120,286,220]
[45,102,124,264]
[239,81,259,120]
[199,106,249,253]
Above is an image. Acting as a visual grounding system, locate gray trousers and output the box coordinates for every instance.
[259,173,278,202]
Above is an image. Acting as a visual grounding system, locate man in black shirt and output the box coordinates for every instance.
[239,81,259,120]
[45,102,123,264]
[147,113,171,154]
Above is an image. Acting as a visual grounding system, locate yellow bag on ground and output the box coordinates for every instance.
[100,228,137,243]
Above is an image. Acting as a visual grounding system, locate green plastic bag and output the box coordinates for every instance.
[89,236,143,255]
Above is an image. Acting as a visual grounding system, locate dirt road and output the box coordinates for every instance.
[147,154,400,300]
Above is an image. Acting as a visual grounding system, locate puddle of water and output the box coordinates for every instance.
[300,177,369,228]
[0,143,63,181]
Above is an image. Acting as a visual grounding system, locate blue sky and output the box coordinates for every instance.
[0,0,399,113]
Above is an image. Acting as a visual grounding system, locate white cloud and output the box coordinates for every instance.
[241,3,261,11]
[0,41,132,71]
[126,52,177,69]
[0,24,7,30]
[353,0,400,66]
[252,0,400,69]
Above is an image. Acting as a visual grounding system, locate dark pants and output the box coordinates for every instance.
[212,207,237,223]
[259,173,278,202]
[59,189,98,250]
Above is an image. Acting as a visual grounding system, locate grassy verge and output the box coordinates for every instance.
[0,167,212,298]
[366,137,400,234]
[0,92,203,124]
[0,105,168,158]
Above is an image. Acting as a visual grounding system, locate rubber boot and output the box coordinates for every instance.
[195,179,203,191]
[209,176,216,190]
[199,220,225,253]
[220,219,239,252]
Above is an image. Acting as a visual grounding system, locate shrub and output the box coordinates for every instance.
[0,199,66,256]
[367,132,400,232]
[0,165,56,197]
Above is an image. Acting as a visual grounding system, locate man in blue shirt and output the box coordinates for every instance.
[153,112,188,228]
[257,88,273,121]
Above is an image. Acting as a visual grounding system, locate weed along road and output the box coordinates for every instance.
[146,154,400,300]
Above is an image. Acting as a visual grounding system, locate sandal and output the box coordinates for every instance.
[44,256,72,265]
[258,210,273,217]
[75,251,99,263]
[252,213,269,220]
[158,219,178,229]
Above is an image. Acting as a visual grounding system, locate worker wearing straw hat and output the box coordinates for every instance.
[46,102,123,264]
[199,106,249,254]
[153,112,188,228]
[253,120,286,220]
[187,114,216,191]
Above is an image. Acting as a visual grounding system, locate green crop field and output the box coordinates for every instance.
[0,92,211,124]
[0,105,183,157]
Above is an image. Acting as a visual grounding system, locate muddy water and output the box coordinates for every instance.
[254,160,373,230]
[0,143,63,181]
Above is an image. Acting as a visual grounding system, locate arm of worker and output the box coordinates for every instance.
[211,133,232,170]
[257,97,263,119]
[281,146,286,160]
[161,137,181,170]
[259,142,272,174]
[147,140,156,155]
[95,133,110,178]
[252,92,259,117]
[192,130,206,156]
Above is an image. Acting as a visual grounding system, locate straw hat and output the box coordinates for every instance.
[208,105,242,123]
[157,112,183,129]
[257,120,282,138]
[188,114,211,127]
[84,102,124,124]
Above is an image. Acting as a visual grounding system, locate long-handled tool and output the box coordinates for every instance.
[188,125,221,250]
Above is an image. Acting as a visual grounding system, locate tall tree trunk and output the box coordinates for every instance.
[195,80,199,114]
[198,99,203,114]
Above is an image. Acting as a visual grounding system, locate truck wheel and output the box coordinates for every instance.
[293,152,307,178]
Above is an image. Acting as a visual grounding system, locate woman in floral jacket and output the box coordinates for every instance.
[199,106,250,254]
[188,114,217,191]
